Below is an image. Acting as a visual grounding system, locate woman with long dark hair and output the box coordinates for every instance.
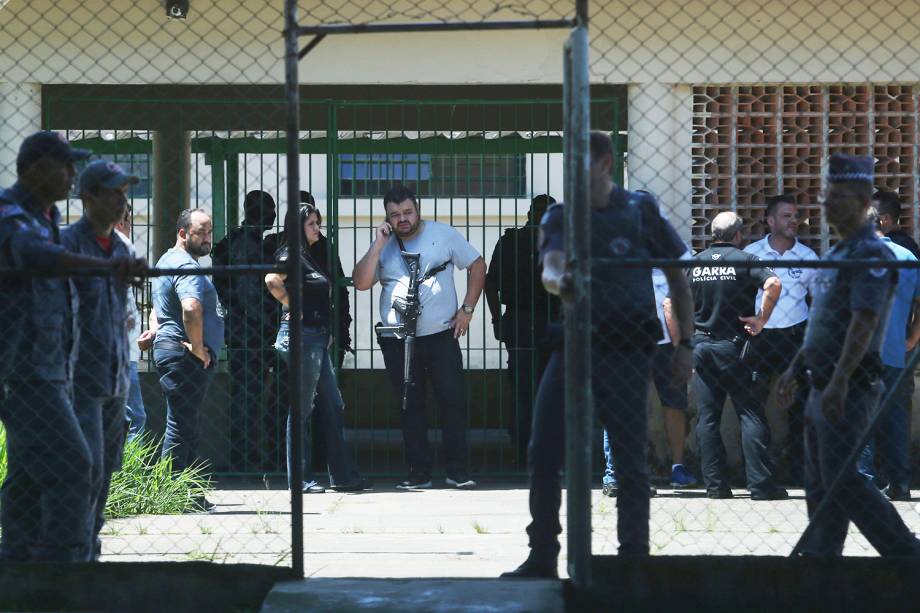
[265,203,367,493]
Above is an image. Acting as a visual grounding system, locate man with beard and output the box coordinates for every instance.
[744,195,818,484]
[149,209,225,511]
[353,185,486,490]
[211,190,279,471]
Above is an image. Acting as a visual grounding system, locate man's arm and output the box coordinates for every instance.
[137,309,158,351]
[353,221,391,291]
[180,297,210,368]
[662,268,694,385]
[820,309,878,421]
[540,250,569,299]
[450,256,486,338]
[740,276,781,336]
[909,298,920,352]
[662,269,694,343]
[484,246,503,339]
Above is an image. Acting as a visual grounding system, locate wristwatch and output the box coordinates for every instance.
[461,303,475,315]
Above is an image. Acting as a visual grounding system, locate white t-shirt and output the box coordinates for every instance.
[376,220,481,337]
[743,235,818,329]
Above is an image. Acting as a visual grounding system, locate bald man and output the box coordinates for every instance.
[691,212,786,500]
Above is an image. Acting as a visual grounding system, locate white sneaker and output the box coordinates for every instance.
[445,476,476,489]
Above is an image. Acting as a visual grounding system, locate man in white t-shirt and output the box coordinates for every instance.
[744,194,818,484]
[353,185,487,489]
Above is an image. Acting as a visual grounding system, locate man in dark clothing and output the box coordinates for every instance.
[874,189,920,259]
[484,194,559,465]
[211,190,279,471]
[691,211,787,500]
[0,132,144,562]
[501,131,695,579]
[62,160,140,560]
[779,154,920,556]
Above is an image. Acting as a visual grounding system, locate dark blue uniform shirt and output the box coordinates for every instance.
[802,224,896,378]
[539,187,687,345]
[0,183,79,382]
[61,216,131,398]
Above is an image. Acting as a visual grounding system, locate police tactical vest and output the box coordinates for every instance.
[591,192,661,345]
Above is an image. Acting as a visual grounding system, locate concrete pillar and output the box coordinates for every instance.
[627,82,693,241]
[0,82,42,187]
[152,128,190,261]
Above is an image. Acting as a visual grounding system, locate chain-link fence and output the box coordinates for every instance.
[2,0,920,588]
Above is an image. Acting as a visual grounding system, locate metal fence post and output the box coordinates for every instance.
[563,0,592,592]
[284,0,305,579]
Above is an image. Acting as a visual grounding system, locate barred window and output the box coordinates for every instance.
[339,153,526,198]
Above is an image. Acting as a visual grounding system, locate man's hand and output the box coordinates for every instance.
[375,221,393,245]
[137,329,156,352]
[739,314,766,336]
[451,308,473,338]
[182,341,211,369]
[907,334,920,352]
[820,370,848,422]
[670,344,693,385]
[776,367,798,409]
[111,256,147,288]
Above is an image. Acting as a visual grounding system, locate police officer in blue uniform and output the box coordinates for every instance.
[778,154,920,556]
[62,160,142,560]
[0,132,144,562]
[691,211,787,500]
[501,132,695,578]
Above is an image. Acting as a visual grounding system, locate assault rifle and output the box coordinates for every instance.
[377,246,450,412]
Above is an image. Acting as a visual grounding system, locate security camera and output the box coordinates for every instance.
[165,0,189,19]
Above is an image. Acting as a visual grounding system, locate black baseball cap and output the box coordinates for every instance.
[78,160,140,194]
[16,131,91,175]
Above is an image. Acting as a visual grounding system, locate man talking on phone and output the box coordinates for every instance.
[353,185,486,490]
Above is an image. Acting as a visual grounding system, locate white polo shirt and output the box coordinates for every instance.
[743,235,818,329]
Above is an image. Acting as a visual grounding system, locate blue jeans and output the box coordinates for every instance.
[800,377,920,556]
[155,344,216,472]
[0,380,92,562]
[275,321,359,488]
[125,361,146,439]
[73,388,127,560]
[857,365,911,491]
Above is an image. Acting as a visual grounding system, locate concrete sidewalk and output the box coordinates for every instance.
[100,483,920,572]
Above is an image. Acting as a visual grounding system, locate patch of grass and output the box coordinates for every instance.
[472,521,488,534]
[0,423,6,485]
[104,434,213,518]
[199,523,214,536]
[672,512,687,533]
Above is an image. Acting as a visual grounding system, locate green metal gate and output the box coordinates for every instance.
[48,95,622,478]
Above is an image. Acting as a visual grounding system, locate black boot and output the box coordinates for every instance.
[500,552,558,579]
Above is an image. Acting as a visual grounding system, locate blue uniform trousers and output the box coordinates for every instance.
[0,380,92,562]
[800,378,920,556]
[72,388,127,559]
[526,345,652,560]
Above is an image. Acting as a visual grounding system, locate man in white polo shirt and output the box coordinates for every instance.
[744,194,818,484]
